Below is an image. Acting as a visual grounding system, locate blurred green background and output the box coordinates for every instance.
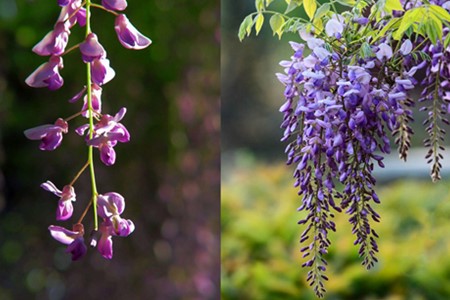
[222,0,450,299]
[0,0,219,299]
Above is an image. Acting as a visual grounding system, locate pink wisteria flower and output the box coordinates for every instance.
[57,0,86,28]
[91,57,116,85]
[41,181,76,221]
[25,55,64,90]
[69,84,102,117]
[24,118,68,151]
[79,33,106,62]
[49,224,87,261]
[95,192,134,259]
[102,0,127,11]
[115,14,152,50]
[32,22,70,56]
[77,107,130,166]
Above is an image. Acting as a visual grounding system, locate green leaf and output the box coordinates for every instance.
[238,15,254,41]
[314,3,330,20]
[426,14,442,44]
[430,5,450,22]
[335,0,356,7]
[374,17,401,42]
[385,0,404,12]
[360,42,374,58]
[393,8,422,40]
[270,14,285,39]
[304,0,317,20]
[255,13,264,35]
[285,0,303,14]
[255,0,265,11]
[266,0,275,6]
[444,33,450,48]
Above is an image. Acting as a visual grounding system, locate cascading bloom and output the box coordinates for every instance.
[95,192,134,259]
[49,224,87,261]
[25,55,64,90]
[41,181,76,221]
[115,14,152,50]
[24,118,68,150]
[26,0,149,262]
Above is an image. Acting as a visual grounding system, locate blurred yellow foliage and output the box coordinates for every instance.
[222,157,450,299]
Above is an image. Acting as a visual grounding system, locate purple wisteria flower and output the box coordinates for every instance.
[115,14,152,50]
[49,224,87,261]
[57,0,86,28]
[76,107,130,166]
[32,22,70,56]
[79,33,106,63]
[69,84,103,117]
[91,57,116,85]
[25,55,64,90]
[24,118,68,151]
[102,0,127,11]
[41,181,76,221]
[95,192,134,259]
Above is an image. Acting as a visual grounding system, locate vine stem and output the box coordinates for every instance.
[85,0,99,230]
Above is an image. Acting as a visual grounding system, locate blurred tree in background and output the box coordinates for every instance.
[0,0,219,299]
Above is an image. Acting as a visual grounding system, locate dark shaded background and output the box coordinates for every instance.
[0,0,219,299]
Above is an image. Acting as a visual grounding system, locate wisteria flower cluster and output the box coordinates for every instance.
[240,0,450,297]
[24,0,151,261]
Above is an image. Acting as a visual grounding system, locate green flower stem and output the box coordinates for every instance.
[86,0,99,230]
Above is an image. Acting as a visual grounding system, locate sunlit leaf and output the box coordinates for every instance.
[255,13,264,35]
[385,0,404,12]
[314,3,330,20]
[238,15,254,41]
[304,0,317,20]
[270,14,285,39]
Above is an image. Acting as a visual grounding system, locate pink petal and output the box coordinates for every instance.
[41,180,62,197]
[48,225,78,245]
[114,14,151,50]
[102,0,127,11]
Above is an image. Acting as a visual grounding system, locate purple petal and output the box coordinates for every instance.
[57,200,74,221]
[98,234,113,259]
[91,58,115,85]
[25,56,64,89]
[99,143,116,166]
[105,192,125,215]
[79,33,106,63]
[114,14,151,50]
[75,124,90,136]
[48,225,78,245]
[32,22,70,56]
[102,0,127,11]
[41,181,62,197]
[66,237,87,261]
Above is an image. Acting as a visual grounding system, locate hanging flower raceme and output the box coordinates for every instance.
[24,0,151,262]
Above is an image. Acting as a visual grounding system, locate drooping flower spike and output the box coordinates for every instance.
[25,0,151,261]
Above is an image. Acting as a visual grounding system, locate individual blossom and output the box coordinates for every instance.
[91,57,116,86]
[41,181,76,221]
[24,118,68,151]
[69,84,103,117]
[102,0,127,11]
[376,42,393,61]
[79,33,106,63]
[32,22,70,56]
[77,108,130,166]
[49,224,87,261]
[399,39,413,55]
[57,0,86,28]
[114,14,152,50]
[325,14,345,38]
[95,192,135,259]
[25,55,64,90]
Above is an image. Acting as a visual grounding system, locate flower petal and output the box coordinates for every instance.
[48,225,78,245]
